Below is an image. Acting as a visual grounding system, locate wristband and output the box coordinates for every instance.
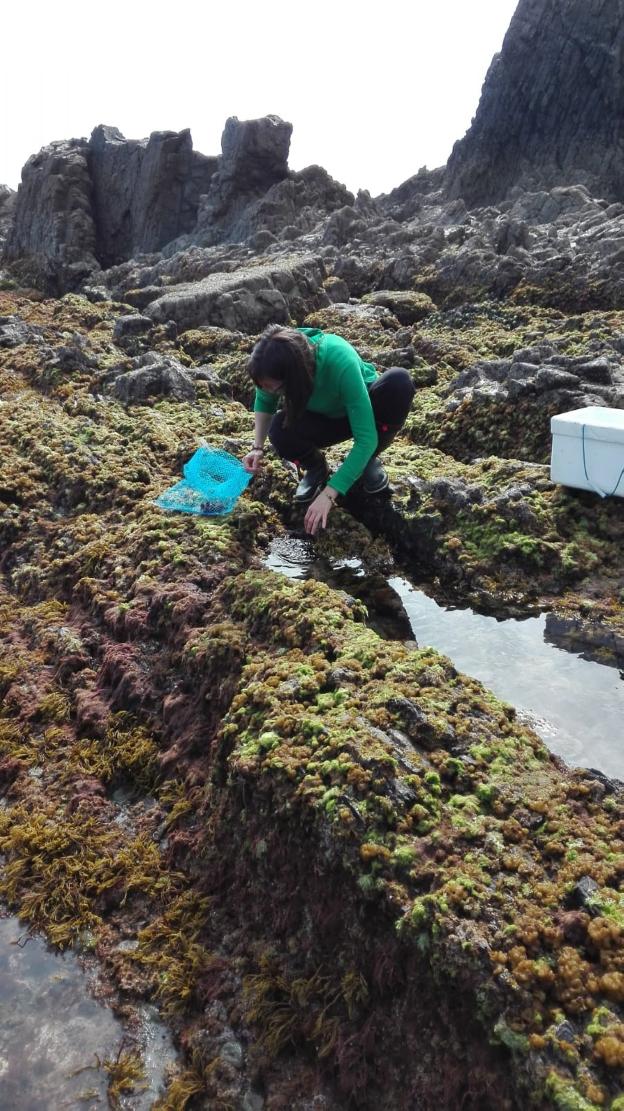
[251,446,265,454]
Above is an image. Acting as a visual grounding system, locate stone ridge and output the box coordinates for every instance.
[2,125,218,293]
[445,0,624,206]
[88,125,218,268]
[1,115,353,296]
[143,254,330,332]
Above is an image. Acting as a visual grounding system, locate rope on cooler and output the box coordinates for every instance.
[582,424,624,498]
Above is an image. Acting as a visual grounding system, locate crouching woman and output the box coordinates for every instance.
[242,325,415,535]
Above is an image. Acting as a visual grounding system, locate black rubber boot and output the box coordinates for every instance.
[361,456,389,494]
[294,452,329,503]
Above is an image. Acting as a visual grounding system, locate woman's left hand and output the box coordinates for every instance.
[304,491,335,536]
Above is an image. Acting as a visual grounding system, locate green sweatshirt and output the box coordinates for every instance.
[253,328,378,495]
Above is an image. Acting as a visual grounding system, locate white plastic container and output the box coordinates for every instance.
[550,406,624,498]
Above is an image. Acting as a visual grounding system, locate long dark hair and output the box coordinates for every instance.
[248,325,316,426]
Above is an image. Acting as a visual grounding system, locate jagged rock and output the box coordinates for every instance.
[249,164,354,241]
[89,125,217,267]
[575,356,613,385]
[0,185,16,246]
[112,314,154,343]
[192,115,292,245]
[248,230,277,252]
[332,254,383,297]
[3,115,352,298]
[144,254,328,333]
[104,351,200,404]
[427,477,484,510]
[322,275,350,303]
[321,205,367,247]
[445,0,624,206]
[2,126,217,292]
[448,342,624,409]
[42,335,98,379]
[566,875,600,911]
[3,140,99,294]
[0,317,44,347]
[188,118,353,248]
[507,186,601,225]
[362,290,436,325]
[377,167,447,222]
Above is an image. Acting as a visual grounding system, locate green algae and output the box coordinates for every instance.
[0,287,623,1108]
[545,1072,602,1111]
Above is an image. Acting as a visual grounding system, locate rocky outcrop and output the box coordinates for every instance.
[2,116,354,295]
[421,338,624,463]
[327,185,624,313]
[445,0,624,206]
[3,141,99,294]
[168,117,354,250]
[2,126,217,292]
[190,115,292,246]
[101,350,223,404]
[89,125,217,267]
[0,185,16,248]
[4,3,624,305]
[142,253,329,333]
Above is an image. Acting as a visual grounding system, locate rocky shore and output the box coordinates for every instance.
[1,0,624,1107]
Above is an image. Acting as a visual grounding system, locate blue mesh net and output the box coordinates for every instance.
[155,446,253,516]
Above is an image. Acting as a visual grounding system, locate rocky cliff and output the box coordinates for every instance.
[1,116,352,295]
[5,0,624,296]
[0,184,16,248]
[2,125,218,293]
[445,0,624,206]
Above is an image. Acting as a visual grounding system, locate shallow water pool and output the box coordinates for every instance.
[265,537,624,780]
[0,915,177,1110]
[389,577,624,781]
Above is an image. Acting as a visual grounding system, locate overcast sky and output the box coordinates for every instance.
[3,0,519,197]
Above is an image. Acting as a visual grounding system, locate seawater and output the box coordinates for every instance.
[0,915,177,1110]
[389,576,624,781]
[265,538,624,780]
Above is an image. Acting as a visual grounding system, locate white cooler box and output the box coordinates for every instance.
[550,406,624,498]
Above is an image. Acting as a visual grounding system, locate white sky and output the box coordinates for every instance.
[2,0,519,197]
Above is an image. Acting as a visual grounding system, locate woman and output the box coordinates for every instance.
[242,324,415,536]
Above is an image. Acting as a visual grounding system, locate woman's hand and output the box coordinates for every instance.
[243,448,264,475]
[304,489,336,536]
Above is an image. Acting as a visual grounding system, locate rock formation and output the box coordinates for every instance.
[445,0,624,206]
[0,184,16,251]
[4,2,624,301]
[2,126,218,293]
[3,141,99,294]
[2,116,353,295]
[88,125,217,268]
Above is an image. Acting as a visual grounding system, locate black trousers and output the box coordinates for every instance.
[268,367,415,466]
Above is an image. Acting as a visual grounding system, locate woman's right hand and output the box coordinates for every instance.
[243,448,264,475]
